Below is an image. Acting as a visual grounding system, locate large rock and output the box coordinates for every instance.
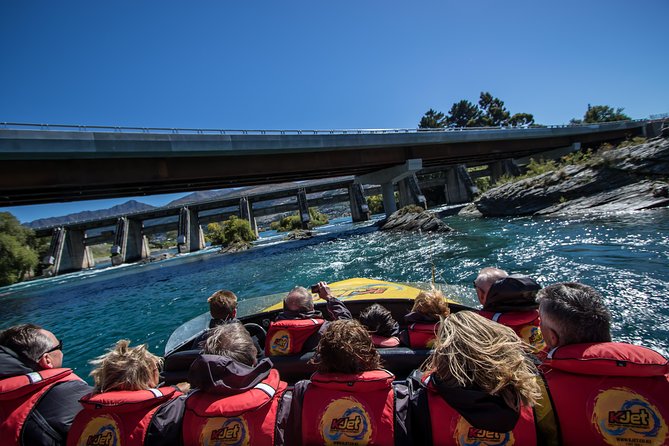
[466,136,669,217]
[380,208,453,232]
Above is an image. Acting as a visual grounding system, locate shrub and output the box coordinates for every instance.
[367,194,384,214]
[206,216,257,246]
[269,208,329,232]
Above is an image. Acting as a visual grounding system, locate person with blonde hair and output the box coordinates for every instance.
[286,319,410,445]
[400,288,450,348]
[67,340,185,446]
[409,311,542,445]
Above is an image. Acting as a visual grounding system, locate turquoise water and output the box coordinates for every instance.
[1,210,668,382]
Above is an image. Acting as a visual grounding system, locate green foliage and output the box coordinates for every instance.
[419,108,447,128]
[583,104,631,123]
[561,149,593,165]
[0,212,39,286]
[149,230,178,249]
[269,208,329,232]
[618,136,647,148]
[396,205,425,216]
[88,243,112,259]
[478,92,510,126]
[446,100,482,127]
[206,216,257,246]
[366,195,384,214]
[526,158,558,175]
[509,113,535,127]
[474,177,491,193]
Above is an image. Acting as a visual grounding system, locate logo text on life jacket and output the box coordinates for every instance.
[273,337,289,350]
[200,416,250,446]
[468,428,503,441]
[86,432,112,446]
[608,409,650,427]
[330,415,362,433]
[320,397,372,444]
[269,330,291,355]
[593,387,667,446]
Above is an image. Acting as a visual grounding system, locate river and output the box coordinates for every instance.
[1,208,668,381]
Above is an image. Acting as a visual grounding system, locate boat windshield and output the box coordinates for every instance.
[164,291,285,355]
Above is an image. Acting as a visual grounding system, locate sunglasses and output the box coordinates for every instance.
[42,339,63,356]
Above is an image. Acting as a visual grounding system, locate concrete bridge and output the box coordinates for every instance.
[3,119,661,276]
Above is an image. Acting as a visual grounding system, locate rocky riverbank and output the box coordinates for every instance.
[460,136,669,217]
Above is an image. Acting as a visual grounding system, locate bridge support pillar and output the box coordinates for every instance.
[239,197,259,236]
[111,217,150,265]
[355,159,422,217]
[42,227,95,276]
[398,173,427,209]
[348,183,370,222]
[297,188,310,229]
[445,165,477,204]
[490,159,521,184]
[177,207,204,254]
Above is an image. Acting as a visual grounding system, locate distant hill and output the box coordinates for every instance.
[166,189,242,206]
[26,200,157,229]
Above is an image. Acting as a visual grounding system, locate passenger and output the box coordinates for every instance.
[0,324,91,446]
[358,303,401,347]
[265,281,351,356]
[184,322,289,446]
[192,289,263,357]
[286,319,410,445]
[207,289,239,328]
[400,288,451,348]
[409,311,542,445]
[475,267,547,356]
[67,340,184,446]
[537,282,669,446]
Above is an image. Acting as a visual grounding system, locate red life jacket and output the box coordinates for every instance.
[407,322,439,349]
[265,318,324,356]
[301,369,396,445]
[182,368,287,446]
[541,342,669,446]
[425,375,537,446]
[0,368,82,445]
[67,386,180,446]
[479,309,548,357]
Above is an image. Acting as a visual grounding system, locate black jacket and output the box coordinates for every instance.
[0,346,92,446]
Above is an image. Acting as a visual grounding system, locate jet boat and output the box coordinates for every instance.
[162,278,472,384]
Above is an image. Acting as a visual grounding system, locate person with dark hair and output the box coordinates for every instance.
[409,311,542,445]
[475,267,547,356]
[183,322,289,446]
[67,340,185,446]
[400,288,451,348]
[286,319,410,445]
[537,282,669,445]
[358,303,401,347]
[0,324,91,446]
[265,281,351,356]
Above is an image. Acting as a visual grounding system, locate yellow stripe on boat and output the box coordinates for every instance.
[261,277,457,312]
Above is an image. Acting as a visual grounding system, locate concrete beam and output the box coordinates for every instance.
[445,165,477,204]
[177,207,204,254]
[348,183,370,222]
[490,159,521,184]
[42,227,95,276]
[297,188,310,229]
[111,217,150,265]
[398,173,427,209]
[356,159,422,217]
[239,196,259,237]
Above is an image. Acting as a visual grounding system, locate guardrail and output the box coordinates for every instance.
[0,119,653,136]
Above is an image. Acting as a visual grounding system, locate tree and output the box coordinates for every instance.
[0,212,39,286]
[206,216,257,247]
[509,113,535,127]
[583,104,631,123]
[446,100,482,127]
[478,92,510,126]
[419,108,446,129]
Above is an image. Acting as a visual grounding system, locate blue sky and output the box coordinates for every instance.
[2,0,668,223]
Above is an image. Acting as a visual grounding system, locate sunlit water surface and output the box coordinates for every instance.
[1,210,668,381]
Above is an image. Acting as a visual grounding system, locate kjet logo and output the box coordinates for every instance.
[78,415,121,446]
[592,387,667,446]
[200,416,250,446]
[520,325,546,352]
[319,397,372,445]
[269,330,291,355]
[454,416,514,446]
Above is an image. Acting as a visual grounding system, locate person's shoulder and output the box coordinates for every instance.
[48,377,92,399]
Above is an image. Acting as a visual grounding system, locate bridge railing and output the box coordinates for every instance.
[0,118,653,136]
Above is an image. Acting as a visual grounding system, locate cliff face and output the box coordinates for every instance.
[461,136,669,217]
